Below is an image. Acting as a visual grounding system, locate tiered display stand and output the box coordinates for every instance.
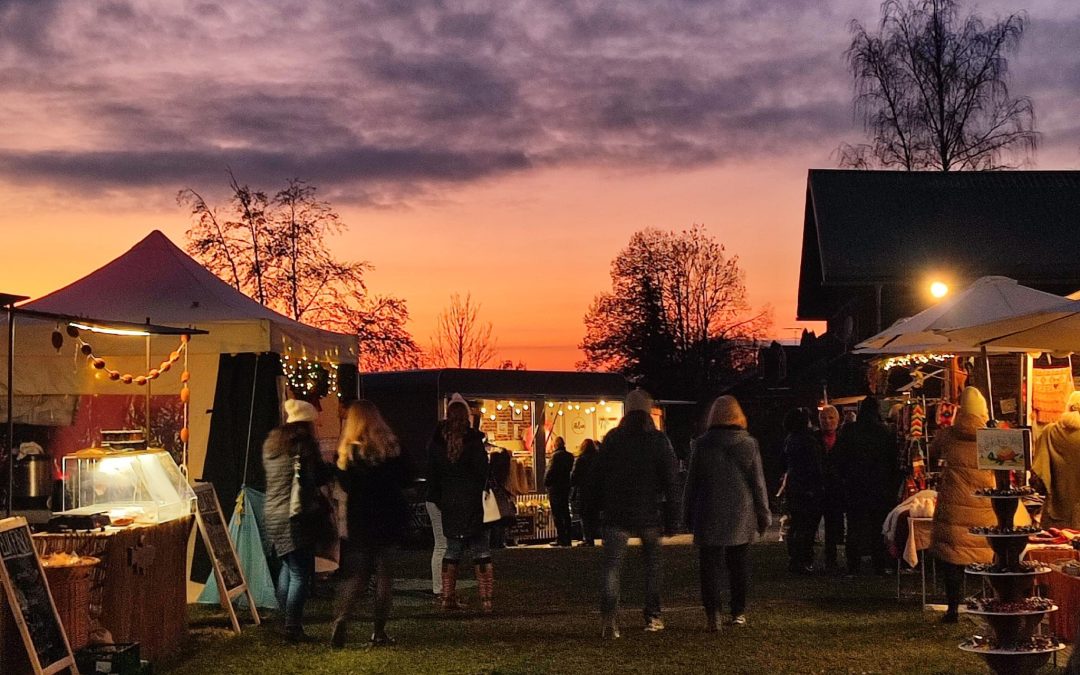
[959,478,1065,674]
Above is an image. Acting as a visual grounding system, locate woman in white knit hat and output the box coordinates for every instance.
[263,398,327,642]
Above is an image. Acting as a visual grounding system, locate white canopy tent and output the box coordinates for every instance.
[940,299,1080,355]
[3,229,357,482]
[855,276,1070,356]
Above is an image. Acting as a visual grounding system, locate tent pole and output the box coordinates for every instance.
[5,307,13,517]
[241,353,260,489]
[982,345,995,424]
[145,333,151,443]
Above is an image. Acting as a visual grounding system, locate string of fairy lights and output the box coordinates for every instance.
[478,399,617,421]
[280,349,339,396]
[882,353,955,370]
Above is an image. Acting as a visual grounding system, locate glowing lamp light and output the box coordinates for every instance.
[557,410,564,416]
[930,281,949,299]
[496,404,503,411]
[480,407,487,414]
[547,402,554,408]
[522,404,529,411]
[489,414,496,421]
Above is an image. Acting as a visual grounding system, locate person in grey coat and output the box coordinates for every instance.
[263,399,328,642]
[683,395,771,631]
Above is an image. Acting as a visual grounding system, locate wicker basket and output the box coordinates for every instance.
[42,557,100,651]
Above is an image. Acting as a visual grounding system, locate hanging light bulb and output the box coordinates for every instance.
[489,414,496,421]
[557,410,564,416]
[480,407,487,414]
[522,404,529,411]
[599,400,606,406]
[547,402,554,408]
[496,404,503,411]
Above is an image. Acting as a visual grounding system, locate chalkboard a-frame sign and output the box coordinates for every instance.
[193,482,260,633]
[0,517,78,675]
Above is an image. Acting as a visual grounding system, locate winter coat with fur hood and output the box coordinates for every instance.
[1034,410,1080,529]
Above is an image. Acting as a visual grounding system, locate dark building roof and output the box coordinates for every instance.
[798,170,1080,321]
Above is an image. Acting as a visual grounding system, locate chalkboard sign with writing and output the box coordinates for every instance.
[0,517,76,675]
[192,482,259,633]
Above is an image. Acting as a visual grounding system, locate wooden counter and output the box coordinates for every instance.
[30,516,193,661]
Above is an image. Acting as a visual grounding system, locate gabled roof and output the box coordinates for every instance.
[24,230,356,361]
[798,170,1080,320]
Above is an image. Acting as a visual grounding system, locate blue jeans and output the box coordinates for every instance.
[445,531,491,564]
[602,525,663,621]
[277,549,315,631]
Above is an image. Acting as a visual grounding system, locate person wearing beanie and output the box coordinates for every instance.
[930,386,1029,622]
[588,388,679,638]
[263,398,329,642]
[832,396,900,576]
[683,395,771,631]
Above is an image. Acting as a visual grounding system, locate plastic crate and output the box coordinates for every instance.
[76,642,140,675]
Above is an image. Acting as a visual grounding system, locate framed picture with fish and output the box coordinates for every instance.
[976,428,1031,471]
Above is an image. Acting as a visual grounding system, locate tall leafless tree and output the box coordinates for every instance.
[430,292,498,368]
[579,226,770,399]
[839,0,1037,171]
[180,172,421,373]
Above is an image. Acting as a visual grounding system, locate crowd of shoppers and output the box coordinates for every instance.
[263,384,1010,646]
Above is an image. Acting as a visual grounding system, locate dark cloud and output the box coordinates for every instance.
[0,0,1075,201]
[0,145,528,187]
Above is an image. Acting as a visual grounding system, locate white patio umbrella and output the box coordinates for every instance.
[939,298,1080,354]
[854,276,1069,355]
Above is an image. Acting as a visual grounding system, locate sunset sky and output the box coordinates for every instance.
[2,1,1079,369]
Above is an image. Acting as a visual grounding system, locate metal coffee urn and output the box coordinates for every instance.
[13,454,53,510]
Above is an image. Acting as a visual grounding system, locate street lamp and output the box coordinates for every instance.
[930,281,949,299]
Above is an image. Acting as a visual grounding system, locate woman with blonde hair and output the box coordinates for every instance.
[683,395,771,631]
[329,400,411,647]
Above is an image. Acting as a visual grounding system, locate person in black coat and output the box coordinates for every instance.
[781,407,824,574]
[427,394,493,611]
[833,396,900,575]
[330,400,411,648]
[262,399,328,642]
[545,436,574,546]
[571,439,600,546]
[589,389,679,638]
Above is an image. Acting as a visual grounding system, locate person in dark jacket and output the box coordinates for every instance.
[683,396,771,631]
[571,439,600,546]
[330,400,411,648]
[545,436,574,546]
[589,389,679,638]
[427,394,493,611]
[781,407,823,574]
[263,399,328,642]
[817,405,845,572]
[833,396,901,576]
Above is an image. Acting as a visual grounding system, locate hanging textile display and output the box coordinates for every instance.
[1032,367,1073,424]
[936,402,957,427]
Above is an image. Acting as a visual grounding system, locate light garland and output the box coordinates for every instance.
[882,353,955,370]
[57,326,193,460]
[280,351,339,396]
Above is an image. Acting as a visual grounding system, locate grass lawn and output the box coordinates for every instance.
[161,540,1072,674]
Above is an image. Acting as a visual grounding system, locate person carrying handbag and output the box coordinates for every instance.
[263,399,329,643]
[427,394,494,612]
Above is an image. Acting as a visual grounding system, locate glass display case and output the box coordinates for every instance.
[61,449,195,523]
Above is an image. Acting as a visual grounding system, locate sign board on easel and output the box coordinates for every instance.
[0,517,78,675]
[976,428,1031,471]
[192,482,260,633]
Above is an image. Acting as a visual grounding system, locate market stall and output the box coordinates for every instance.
[0,310,205,667]
[360,369,632,541]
